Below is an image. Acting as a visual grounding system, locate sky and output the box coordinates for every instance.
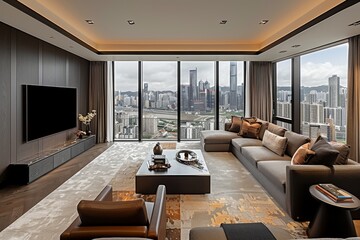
[114,42,348,92]
[277,43,348,87]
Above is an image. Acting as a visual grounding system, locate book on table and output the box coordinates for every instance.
[315,184,353,203]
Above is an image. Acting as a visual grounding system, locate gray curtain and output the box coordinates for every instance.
[347,35,360,162]
[89,62,107,143]
[248,62,273,121]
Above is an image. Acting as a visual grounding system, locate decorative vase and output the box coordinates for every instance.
[85,124,91,136]
[153,142,163,155]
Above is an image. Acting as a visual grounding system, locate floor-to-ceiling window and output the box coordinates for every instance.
[114,61,139,140]
[142,62,177,140]
[218,61,245,130]
[113,60,245,141]
[300,43,348,142]
[275,59,292,130]
[180,62,215,140]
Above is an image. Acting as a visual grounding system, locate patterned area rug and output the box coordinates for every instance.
[109,142,308,240]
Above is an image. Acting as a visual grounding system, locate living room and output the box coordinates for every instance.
[1,0,360,239]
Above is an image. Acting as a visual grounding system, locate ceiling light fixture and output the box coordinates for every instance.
[348,20,360,26]
[85,19,94,24]
[292,44,301,48]
[259,19,269,25]
[127,20,135,25]
[220,20,228,24]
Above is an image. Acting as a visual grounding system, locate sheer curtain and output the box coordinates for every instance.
[347,35,360,162]
[89,61,107,143]
[248,61,273,121]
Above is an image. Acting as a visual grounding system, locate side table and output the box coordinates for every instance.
[307,185,360,238]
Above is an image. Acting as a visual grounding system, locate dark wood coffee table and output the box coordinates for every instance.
[135,149,210,194]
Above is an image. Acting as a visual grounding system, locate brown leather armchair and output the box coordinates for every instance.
[60,185,166,240]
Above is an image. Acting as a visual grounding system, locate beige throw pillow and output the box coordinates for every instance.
[262,130,288,156]
[291,143,315,165]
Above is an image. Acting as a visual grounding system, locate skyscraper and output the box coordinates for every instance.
[189,69,197,110]
[229,62,237,110]
[328,74,340,108]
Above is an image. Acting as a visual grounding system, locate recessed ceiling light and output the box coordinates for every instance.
[348,20,360,26]
[85,20,94,24]
[127,20,135,25]
[49,36,54,39]
[292,44,301,48]
[220,20,228,24]
[279,50,287,53]
[259,19,269,25]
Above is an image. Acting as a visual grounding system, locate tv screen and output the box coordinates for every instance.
[23,85,77,142]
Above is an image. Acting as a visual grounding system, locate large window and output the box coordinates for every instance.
[113,61,245,141]
[180,62,215,140]
[114,62,139,140]
[142,62,177,139]
[300,44,348,142]
[218,61,245,130]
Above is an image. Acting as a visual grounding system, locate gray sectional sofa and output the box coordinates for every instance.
[200,120,360,221]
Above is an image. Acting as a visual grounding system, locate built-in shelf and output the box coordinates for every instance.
[10,135,96,184]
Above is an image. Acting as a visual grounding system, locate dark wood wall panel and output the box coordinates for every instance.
[0,23,12,181]
[0,22,90,183]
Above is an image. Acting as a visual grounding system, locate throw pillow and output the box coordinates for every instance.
[256,119,269,140]
[78,199,148,226]
[285,131,311,157]
[239,119,262,139]
[228,116,243,133]
[291,143,315,165]
[305,136,339,166]
[267,123,287,137]
[262,130,288,156]
[329,141,350,165]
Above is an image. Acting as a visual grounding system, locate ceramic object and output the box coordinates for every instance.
[153,142,163,155]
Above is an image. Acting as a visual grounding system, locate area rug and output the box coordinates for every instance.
[109,142,308,240]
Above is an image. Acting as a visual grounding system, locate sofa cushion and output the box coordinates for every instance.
[77,199,148,226]
[201,130,239,144]
[329,141,350,165]
[268,123,287,137]
[239,120,262,139]
[228,116,242,133]
[241,146,291,167]
[291,143,315,165]
[284,131,310,157]
[257,161,290,194]
[231,138,262,152]
[262,130,288,156]
[306,136,339,166]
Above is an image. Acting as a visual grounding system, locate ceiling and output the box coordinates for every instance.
[1,0,360,61]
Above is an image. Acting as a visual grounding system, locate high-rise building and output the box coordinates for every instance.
[328,74,340,107]
[230,61,237,110]
[189,69,197,110]
[144,83,148,92]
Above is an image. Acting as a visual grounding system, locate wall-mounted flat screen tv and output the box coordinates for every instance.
[23,85,77,142]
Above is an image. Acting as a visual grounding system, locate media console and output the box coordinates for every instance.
[10,135,96,184]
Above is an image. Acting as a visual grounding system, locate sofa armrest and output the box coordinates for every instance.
[286,164,360,221]
[148,185,166,240]
[95,185,113,201]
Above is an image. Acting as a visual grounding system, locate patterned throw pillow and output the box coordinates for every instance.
[239,119,262,139]
[228,116,243,133]
[291,143,315,165]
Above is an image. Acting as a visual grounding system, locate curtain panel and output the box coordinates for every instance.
[347,35,360,162]
[89,61,108,143]
[248,62,273,121]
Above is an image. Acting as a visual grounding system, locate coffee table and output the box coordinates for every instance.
[135,149,210,194]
